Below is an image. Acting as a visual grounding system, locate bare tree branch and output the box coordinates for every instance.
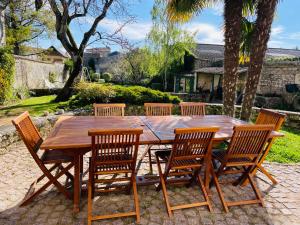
[79,0,114,52]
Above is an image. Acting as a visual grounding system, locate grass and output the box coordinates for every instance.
[267,127,300,163]
[0,95,69,117]
[1,95,299,163]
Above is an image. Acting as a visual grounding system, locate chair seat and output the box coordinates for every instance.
[95,163,133,173]
[156,150,200,168]
[41,150,73,164]
[212,149,252,163]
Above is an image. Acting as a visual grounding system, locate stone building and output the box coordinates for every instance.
[83,47,123,73]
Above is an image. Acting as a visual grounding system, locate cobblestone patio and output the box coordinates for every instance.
[0,142,300,225]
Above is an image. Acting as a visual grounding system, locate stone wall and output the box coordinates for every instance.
[14,55,69,90]
[258,61,300,95]
[205,103,300,129]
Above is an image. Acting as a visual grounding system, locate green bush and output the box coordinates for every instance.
[102,72,112,82]
[0,47,15,104]
[64,59,74,72]
[49,72,57,83]
[71,81,181,107]
[73,82,116,106]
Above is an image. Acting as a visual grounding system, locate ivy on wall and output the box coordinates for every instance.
[0,47,15,104]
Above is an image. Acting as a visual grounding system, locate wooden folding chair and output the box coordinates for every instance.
[142,103,173,173]
[242,109,286,185]
[12,112,74,206]
[211,125,274,212]
[93,103,125,116]
[144,103,172,116]
[87,128,143,225]
[155,127,219,217]
[180,102,206,116]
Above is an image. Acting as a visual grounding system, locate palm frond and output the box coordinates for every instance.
[239,17,255,64]
[167,0,210,23]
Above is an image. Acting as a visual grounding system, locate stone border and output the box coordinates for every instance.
[0,116,58,155]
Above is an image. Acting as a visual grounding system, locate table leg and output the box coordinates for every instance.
[205,156,211,194]
[73,154,81,213]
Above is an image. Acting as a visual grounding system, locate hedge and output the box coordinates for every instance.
[0,47,15,104]
[70,81,181,107]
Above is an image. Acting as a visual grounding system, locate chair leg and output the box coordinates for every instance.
[132,177,140,223]
[210,163,228,213]
[20,162,73,206]
[197,173,213,212]
[258,165,278,185]
[247,173,265,207]
[148,146,153,174]
[156,155,172,217]
[48,163,74,199]
[87,178,93,225]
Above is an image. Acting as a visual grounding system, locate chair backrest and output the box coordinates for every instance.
[12,111,43,157]
[88,128,143,173]
[180,102,206,116]
[255,108,286,131]
[167,127,219,168]
[226,125,274,160]
[144,103,173,116]
[93,103,125,117]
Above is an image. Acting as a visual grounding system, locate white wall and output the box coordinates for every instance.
[14,55,69,90]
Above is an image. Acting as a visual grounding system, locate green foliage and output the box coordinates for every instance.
[107,48,160,85]
[89,72,101,82]
[267,127,300,163]
[5,0,55,54]
[147,0,196,90]
[71,81,181,107]
[74,82,116,104]
[64,59,74,72]
[13,85,30,100]
[0,47,15,104]
[102,72,112,82]
[48,72,57,83]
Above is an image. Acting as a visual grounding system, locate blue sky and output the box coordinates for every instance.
[39,0,300,52]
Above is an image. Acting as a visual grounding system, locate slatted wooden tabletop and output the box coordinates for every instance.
[41,116,160,150]
[140,115,284,143]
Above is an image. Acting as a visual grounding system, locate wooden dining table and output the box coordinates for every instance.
[40,115,284,213]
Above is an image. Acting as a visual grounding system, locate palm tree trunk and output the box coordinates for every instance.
[240,0,278,121]
[222,0,243,117]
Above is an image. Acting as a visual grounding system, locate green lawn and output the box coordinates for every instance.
[0,95,69,117]
[1,95,299,163]
[267,127,300,163]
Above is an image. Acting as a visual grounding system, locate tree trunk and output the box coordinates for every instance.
[55,56,83,102]
[0,9,5,45]
[13,42,20,55]
[240,0,278,121]
[222,0,243,117]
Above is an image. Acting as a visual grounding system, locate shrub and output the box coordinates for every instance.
[0,47,15,104]
[71,81,181,107]
[64,59,74,72]
[102,72,112,82]
[49,72,57,83]
[73,82,116,106]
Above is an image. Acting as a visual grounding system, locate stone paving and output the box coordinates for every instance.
[0,142,300,225]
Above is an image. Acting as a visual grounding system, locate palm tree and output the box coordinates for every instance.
[240,0,279,121]
[167,0,244,117]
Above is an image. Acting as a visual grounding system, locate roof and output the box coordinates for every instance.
[194,67,248,75]
[193,44,300,60]
[47,46,69,58]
